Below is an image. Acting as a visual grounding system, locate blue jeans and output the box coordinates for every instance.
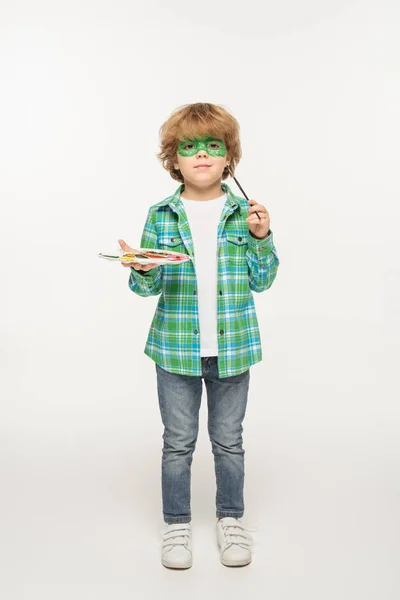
[155,356,250,524]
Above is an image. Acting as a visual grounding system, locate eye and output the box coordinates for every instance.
[183,143,195,150]
[208,142,221,149]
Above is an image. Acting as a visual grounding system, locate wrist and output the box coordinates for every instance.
[251,229,271,240]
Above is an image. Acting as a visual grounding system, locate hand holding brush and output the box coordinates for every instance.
[228,166,271,239]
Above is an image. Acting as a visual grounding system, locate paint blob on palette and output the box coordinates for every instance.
[98,247,192,265]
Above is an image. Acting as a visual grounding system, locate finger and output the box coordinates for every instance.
[246,214,268,222]
[247,198,266,207]
[119,241,133,254]
[248,205,266,214]
[123,262,159,270]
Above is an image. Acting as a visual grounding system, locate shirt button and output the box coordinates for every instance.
[219,290,222,295]
[171,237,175,242]
[194,330,198,334]
[220,329,224,335]
[193,290,197,294]
[238,236,242,241]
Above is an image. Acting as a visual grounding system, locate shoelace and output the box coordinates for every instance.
[162,525,191,551]
[220,521,257,550]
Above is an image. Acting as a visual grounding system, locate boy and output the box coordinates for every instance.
[118,103,279,569]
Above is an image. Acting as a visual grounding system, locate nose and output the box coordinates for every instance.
[196,148,209,158]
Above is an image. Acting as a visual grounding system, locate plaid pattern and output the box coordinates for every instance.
[128,182,279,378]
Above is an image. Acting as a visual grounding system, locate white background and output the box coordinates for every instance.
[1,0,399,598]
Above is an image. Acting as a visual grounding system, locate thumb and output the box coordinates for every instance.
[118,239,130,252]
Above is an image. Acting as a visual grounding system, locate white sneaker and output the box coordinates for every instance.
[161,522,192,569]
[216,517,255,567]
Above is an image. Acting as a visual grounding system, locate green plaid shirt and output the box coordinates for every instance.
[128,182,279,378]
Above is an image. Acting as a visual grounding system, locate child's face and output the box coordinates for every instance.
[174,135,230,185]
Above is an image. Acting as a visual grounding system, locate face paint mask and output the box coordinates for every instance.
[177,136,227,157]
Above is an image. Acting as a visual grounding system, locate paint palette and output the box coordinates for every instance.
[98,247,192,265]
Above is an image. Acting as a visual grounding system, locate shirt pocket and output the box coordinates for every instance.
[225,232,248,263]
[158,233,185,251]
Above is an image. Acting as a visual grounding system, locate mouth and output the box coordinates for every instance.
[194,165,212,169]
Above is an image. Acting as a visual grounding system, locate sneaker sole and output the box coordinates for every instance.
[220,555,251,567]
[162,557,192,569]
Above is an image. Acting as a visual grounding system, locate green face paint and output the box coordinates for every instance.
[177,135,227,157]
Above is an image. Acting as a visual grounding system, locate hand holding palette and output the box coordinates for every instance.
[98,247,192,266]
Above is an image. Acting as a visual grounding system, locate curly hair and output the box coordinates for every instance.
[156,103,242,183]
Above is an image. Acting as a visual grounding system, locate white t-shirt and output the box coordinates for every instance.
[180,193,227,357]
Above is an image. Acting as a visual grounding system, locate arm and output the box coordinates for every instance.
[246,230,280,293]
[128,209,163,297]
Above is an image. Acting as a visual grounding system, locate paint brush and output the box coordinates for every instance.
[228,167,261,220]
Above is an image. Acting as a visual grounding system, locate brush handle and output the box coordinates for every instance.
[230,173,261,220]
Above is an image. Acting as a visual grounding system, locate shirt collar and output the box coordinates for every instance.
[158,182,243,216]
